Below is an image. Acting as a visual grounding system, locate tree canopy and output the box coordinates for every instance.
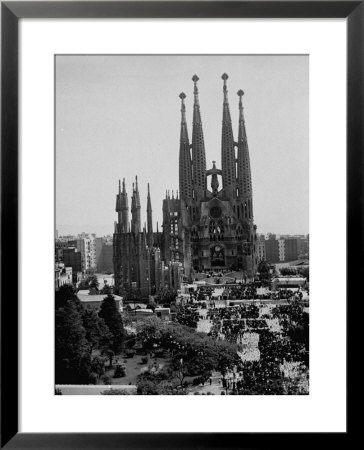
[55,283,80,310]
[98,294,124,352]
[81,308,112,352]
[55,300,90,384]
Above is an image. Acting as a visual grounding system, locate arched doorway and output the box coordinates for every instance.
[210,244,225,267]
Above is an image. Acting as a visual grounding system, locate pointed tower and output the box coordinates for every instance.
[221,73,236,194]
[191,75,207,197]
[115,179,122,225]
[121,178,129,232]
[131,176,141,234]
[237,89,253,219]
[143,222,147,247]
[178,92,193,201]
[147,183,153,247]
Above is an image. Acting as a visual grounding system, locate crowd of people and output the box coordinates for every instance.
[171,280,309,394]
[189,281,307,303]
[175,305,200,328]
[206,304,261,343]
[222,284,258,300]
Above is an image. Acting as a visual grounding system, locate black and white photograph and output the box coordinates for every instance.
[55,55,309,396]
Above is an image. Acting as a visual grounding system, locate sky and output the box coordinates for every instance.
[56,55,308,237]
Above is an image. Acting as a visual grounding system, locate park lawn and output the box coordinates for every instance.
[101,354,172,385]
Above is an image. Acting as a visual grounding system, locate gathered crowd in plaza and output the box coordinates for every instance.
[159,278,310,394]
[55,273,309,395]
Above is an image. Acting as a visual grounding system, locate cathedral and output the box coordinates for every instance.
[113,74,258,296]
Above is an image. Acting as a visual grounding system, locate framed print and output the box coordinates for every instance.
[1,1,360,448]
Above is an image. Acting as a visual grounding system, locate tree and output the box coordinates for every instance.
[100,283,113,295]
[91,356,107,378]
[155,287,177,304]
[87,274,100,291]
[81,308,112,353]
[55,300,91,384]
[98,294,124,352]
[136,369,187,395]
[135,318,239,378]
[78,274,100,292]
[103,349,115,368]
[55,284,81,310]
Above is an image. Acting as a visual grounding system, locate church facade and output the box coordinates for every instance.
[113,74,258,295]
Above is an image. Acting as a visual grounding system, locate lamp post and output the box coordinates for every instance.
[179,357,184,387]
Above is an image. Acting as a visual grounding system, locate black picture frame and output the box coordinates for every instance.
[1,1,359,448]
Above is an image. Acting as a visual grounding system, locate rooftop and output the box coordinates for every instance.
[77,291,122,302]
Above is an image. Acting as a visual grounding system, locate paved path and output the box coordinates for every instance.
[188,371,225,395]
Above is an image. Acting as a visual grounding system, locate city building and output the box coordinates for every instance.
[113,74,258,295]
[76,234,97,272]
[62,247,82,272]
[257,239,266,262]
[283,238,298,261]
[55,262,73,290]
[271,276,307,291]
[297,234,309,258]
[265,237,299,263]
[113,179,164,296]
[265,239,279,263]
[76,290,123,312]
[95,237,114,273]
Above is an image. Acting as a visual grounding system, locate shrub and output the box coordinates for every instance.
[125,349,136,358]
[113,364,126,378]
[141,356,148,364]
[102,375,112,385]
[154,349,164,358]
[89,372,99,385]
[125,335,136,349]
[91,356,106,377]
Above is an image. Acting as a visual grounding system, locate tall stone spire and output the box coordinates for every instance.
[191,75,207,195]
[147,183,153,247]
[134,175,141,208]
[178,92,193,200]
[237,89,253,219]
[121,178,129,232]
[115,179,122,225]
[221,73,236,192]
[131,176,141,234]
[116,179,129,232]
